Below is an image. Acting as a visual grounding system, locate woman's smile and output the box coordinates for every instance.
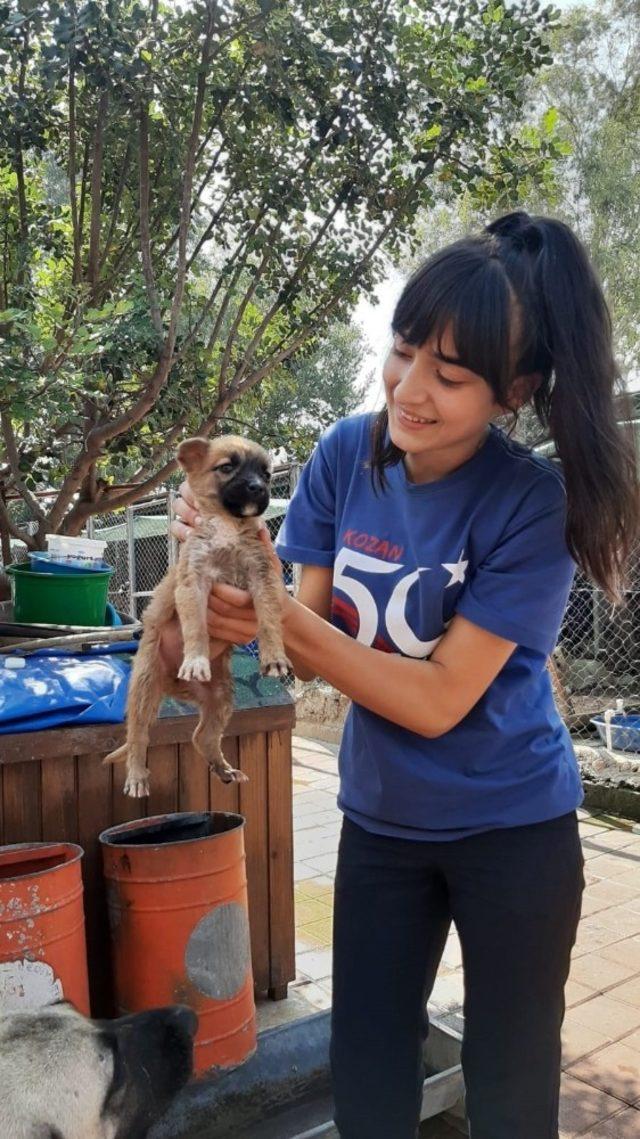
[395,405,439,431]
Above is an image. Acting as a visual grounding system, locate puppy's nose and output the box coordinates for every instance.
[245,476,265,494]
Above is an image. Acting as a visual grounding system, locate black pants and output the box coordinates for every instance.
[331,813,584,1139]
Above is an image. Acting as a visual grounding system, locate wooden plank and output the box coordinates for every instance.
[267,728,295,996]
[41,755,78,843]
[1,724,128,765]
[111,760,147,827]
[0,705,295,765]
[147,743,179,818]
[77,752,115,1017]
[178,741,209,814]
[2,761,42,844]
[238,732,270,993]
[209,736,240,816]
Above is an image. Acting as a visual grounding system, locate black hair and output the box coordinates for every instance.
[371,210,639,602]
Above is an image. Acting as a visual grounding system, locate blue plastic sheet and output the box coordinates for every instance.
[0,643,138,734]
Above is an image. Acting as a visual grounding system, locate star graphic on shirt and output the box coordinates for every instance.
[442,550,468,587]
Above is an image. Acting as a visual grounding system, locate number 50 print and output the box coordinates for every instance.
[333,548,448,659]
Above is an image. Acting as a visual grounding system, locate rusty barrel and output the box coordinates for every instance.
[0,843,90,1014]
[99,811,256,1074]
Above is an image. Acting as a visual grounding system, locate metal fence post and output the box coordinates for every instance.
[167,489,179,567]
[125,506,136,619]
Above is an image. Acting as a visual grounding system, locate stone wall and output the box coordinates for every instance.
[294,681,349,744]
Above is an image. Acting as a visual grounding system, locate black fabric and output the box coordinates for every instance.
[331,812,584,1139]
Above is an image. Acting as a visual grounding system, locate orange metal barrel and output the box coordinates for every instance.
[100,811,256,1074]
[0,843,90,1014]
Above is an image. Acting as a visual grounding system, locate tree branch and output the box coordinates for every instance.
[131,416,188,482]
[78,134,91,246]
[0,412,48,525]
[163,0,218,358]
[13,26,30,289]
[98,135,134,275]
[86,88,110,295]
[0,491,37,550]
[229,160,435,397]
[219,187,350,393]
[47,4,222,534]
[68,21,82,287]
[172,203,270,366]
[65,457,179,527]
[139,105,163,336]
[217,245,273,390]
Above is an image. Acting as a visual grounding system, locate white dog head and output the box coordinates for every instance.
[0,1001,197,1139]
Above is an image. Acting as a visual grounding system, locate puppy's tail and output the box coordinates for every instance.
[103,744,128,767]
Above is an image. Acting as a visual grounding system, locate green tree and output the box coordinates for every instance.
[539,0,640,366]
[0,0,560,549]
[233,319,368,461]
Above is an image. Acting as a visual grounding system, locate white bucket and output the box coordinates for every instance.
[45,533,108,562]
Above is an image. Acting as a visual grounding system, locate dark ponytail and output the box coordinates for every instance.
[486,212,638,603]
[373,211,639,602]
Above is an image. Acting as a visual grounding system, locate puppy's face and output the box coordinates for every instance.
[0,1001,197,1139]
[177,435,272,519]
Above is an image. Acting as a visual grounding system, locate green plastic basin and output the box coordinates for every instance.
[6,562,114,627]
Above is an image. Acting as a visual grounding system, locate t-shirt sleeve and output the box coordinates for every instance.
[275,423,340,567]
[456,473,576,656]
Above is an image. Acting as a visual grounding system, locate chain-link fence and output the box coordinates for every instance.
[553,559,640,740]
[1,466,637,743]
[87,494,176,620]
[85,462,298,639]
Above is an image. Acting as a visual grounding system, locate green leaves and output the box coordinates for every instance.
[0,0,560,530]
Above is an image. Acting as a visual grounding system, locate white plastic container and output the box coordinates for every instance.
[45,533,107,563]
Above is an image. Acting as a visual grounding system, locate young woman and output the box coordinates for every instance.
[170,211,638,1139]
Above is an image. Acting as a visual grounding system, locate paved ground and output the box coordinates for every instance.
[256,736,640,1137]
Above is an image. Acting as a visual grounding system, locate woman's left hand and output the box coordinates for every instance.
[206,530,288,641]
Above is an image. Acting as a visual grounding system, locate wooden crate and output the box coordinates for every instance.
[0,703,296,1015]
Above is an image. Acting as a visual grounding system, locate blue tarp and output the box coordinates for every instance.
[0,643,138,734]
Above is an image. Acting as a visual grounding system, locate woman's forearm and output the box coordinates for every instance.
[281,597,448,737]
[287,649,318,683]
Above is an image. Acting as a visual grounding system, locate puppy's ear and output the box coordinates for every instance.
[177,438,211,473]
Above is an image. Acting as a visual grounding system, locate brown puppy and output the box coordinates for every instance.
[105,435,290,798]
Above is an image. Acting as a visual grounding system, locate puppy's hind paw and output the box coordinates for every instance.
[178,654,211,683]
[212,765,250,785]
[260,655,292,680]
[124,770,150,798]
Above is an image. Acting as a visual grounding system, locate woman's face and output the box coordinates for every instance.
[382,325,507,482]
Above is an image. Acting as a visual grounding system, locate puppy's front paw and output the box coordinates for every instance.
[260,655,291,680]
[124,770,150,798]
[178,654,211,682]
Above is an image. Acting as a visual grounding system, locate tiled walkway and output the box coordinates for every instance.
[285,736,640,1138]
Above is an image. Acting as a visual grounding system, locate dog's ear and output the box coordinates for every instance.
[177,438,211,473]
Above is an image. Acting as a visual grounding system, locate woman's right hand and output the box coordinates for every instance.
[170,480,202,544]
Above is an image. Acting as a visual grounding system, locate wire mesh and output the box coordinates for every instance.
[554,561,640,740]
[85,496,172,619]
[84,467,299,683]
[2,469,638,743]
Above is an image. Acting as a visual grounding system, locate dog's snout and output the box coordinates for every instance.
[245,475,266,494]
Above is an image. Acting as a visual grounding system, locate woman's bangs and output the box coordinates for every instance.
[391,244,514,397]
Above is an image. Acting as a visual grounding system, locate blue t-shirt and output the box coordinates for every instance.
[276,413,583,840]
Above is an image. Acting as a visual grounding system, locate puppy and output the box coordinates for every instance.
[0,1000,196,1139]
[105,435,290,798]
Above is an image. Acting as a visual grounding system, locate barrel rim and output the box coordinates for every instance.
[5,561,114,580]
[0,841,84,882]
[98,810,246,849]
